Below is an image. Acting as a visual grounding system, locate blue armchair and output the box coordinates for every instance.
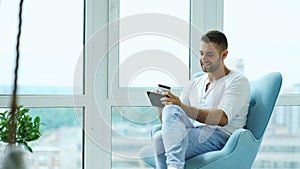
[139,72,282,169]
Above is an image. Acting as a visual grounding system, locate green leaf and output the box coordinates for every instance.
[34,116,40,124]
[0,111,8,117]
[22,142,33,153]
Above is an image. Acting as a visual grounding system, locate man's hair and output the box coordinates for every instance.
[201,30,228,52]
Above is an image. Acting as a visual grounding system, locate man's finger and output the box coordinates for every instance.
[160,96,169,102]
[163,91,175,98]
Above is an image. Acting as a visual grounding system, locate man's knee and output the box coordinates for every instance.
[162,105,184,121]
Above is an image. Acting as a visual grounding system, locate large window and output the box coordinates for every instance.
[253,106,300,169]
[0,0,83,94]
[0,0,84,168]
[118,0,190,88]
[112,106,159,169]
[111,1,190,168]
[224,0,300,94]
[224,0,300,168]
[0,107,83,169]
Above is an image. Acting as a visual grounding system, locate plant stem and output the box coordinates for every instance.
[9,0,24,145]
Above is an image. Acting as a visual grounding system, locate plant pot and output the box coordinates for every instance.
[2,146,28,169]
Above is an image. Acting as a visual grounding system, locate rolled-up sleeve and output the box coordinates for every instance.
[219,76,250,124]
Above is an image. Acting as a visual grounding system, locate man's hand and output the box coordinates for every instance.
[160,92,182,107]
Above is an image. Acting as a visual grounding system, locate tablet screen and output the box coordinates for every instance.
[147,91,166,108]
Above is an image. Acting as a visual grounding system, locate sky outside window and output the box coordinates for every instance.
[0,0,83,94]
[224,0,300,94]
[119,0,190,88]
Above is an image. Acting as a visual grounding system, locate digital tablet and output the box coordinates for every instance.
[146,91,166,108]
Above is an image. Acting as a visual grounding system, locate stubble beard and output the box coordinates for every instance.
[200,58,222,73]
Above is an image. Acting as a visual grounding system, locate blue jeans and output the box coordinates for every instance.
[152,105,230,169]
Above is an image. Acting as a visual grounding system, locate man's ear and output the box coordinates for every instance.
[221,49,228,60]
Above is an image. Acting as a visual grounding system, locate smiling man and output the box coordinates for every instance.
[152,30,251,169]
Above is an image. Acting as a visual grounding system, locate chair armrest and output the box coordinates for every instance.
[139,124,162,168]
[221,128,259,153]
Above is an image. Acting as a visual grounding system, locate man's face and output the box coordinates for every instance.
[199,42,223,73]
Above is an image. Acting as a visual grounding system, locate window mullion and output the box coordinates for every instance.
[0,95,87,108]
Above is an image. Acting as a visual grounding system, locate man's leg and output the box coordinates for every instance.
[153,105,230,169]
[161,105,194,169]
[184,125,230,159]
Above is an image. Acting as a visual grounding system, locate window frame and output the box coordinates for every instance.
[86,0,300,168]
[107,0,225,107]
[1,0,299,169]
[0,0,86,168]
[106,0,225,168]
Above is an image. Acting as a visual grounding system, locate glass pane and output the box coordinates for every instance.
[119,0,190,88]
[112,106,160,169]
[0,0,83,94]
[224,0,300,94]
[253,106,300,168]
[0,107,83,169]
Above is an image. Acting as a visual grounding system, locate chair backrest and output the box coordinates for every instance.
[245,72,282,140]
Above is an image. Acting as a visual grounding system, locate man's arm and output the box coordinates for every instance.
[181,104,228,126]
[161,92,228,126]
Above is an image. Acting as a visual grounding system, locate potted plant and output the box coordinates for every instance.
[0,105,42,153]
